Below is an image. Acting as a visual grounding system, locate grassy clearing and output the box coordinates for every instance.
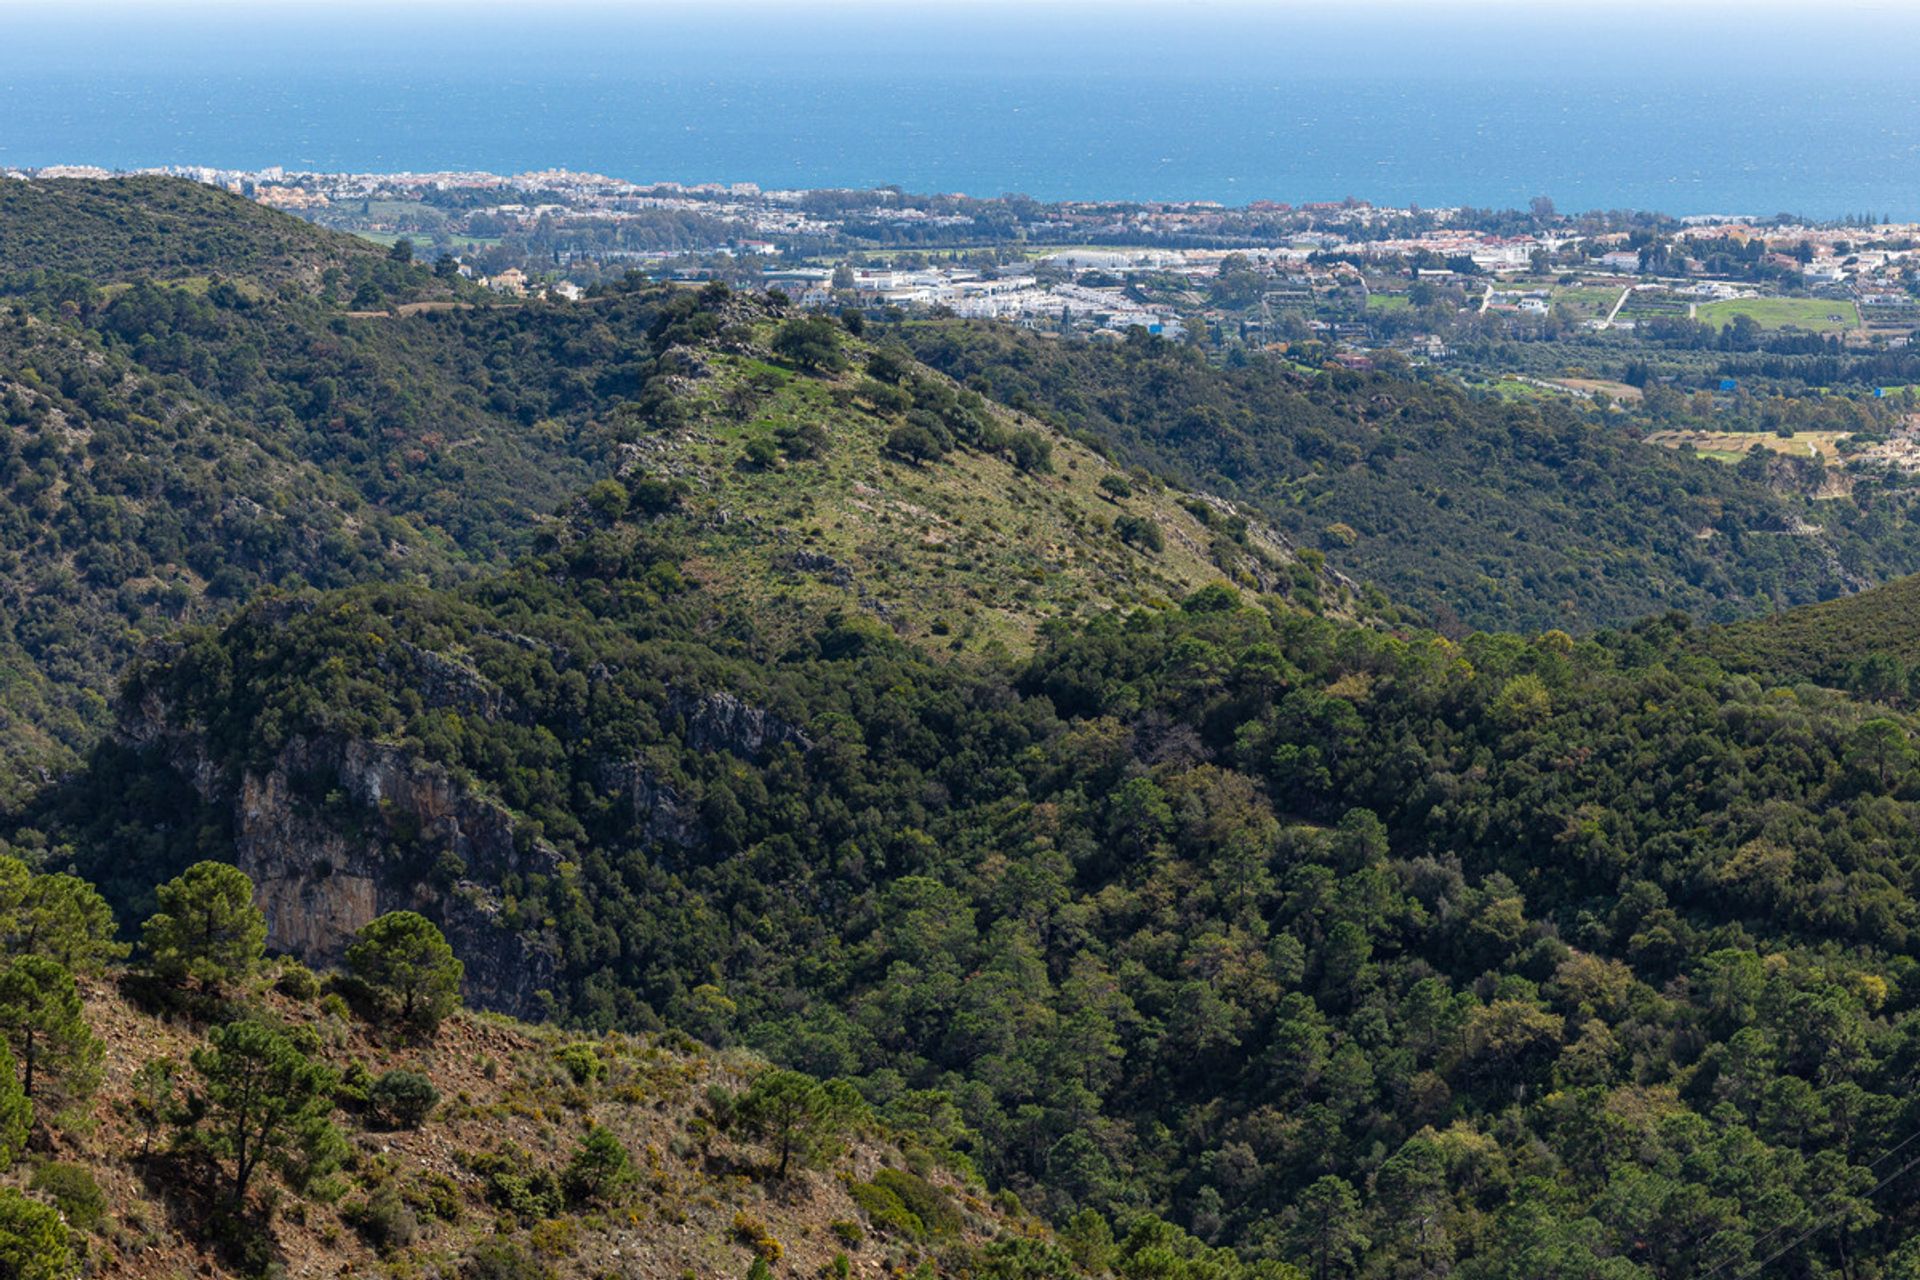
[1476,377,1560,402]
[658,332,1268,657]
[1547,377,1643,401]
[1646,429,1852,463]
[1367,293,1410,312]
[1696,297,1861,332]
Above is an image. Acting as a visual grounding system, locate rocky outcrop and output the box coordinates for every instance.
[376,640,505,720]
[666,687,810,760]
[593,759,705,849]
[121,656,810,1019]
[126,693,560,1018]
[788,548,855,588]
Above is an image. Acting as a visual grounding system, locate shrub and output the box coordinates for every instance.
[562,1125,633,1207]
[871,1168,962,1238]
[1007,430,1053,474]
[1115,513,1164,552]
[274,962,319,1000]
[731,1209,782,1261]
[0,1187,72,1280]
[777,421,830,460]
[771,317,847,374]
[465,1146,562,1224]
[0,1042,29,1166]
[28,1162,103,1233]
[742,436,779,470]
[406,1171,464,1224]
[464,1239,552,1280]
[829,1219,864,1247]
[344,1185,418,1254]
[529,1217,579,1258]
[335,1059,374,1108]
[555,1043,603,1085]
[848,1178,923,1239]
[367,1069,439,1129]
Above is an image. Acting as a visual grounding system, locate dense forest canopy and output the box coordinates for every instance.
[31,503,1920,1278]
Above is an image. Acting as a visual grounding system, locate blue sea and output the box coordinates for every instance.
[4,1,1920,219]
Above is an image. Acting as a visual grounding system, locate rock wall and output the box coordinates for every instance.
[122,643,811,1022]
[126,692,561,1018]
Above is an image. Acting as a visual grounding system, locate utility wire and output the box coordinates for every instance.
[1693,1118,1920,1280]
[1735,1143,1920,1280]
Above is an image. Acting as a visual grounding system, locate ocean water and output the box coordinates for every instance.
[4,2,1919,219]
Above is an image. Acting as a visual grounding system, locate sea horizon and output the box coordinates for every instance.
[5,1,1920,220]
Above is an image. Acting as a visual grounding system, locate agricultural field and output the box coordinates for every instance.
[1471,376,1565,403]
[1696,296,1862,331]
[1615,289,1694,322]
[1645,428,1852,464]
[1366,292,1411,311]
[1546,376,1642,401]
[1554,285,1629,317]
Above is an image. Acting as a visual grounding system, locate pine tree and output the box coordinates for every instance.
[0,957,101,1102]
[142,862,266,991]
[345,911,463,1033]
[0,1187,73,1280]
[0,1040,30,1165]
[189,1020,339,1208]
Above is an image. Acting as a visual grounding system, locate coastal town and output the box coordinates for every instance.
[14,163,1917,364]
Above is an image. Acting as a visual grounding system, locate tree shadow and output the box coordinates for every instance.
[132,1150,289,1276]
[115,970,241,1027]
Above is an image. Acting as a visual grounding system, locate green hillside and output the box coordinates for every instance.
[1696,570,1920,695]
[14,180,1920,1280]
[0,175,404,289]
[34,519,1920,1280]
[0,254,1322,793]
[901,321,1920,632]
[0,306,450,800]
[578,312,1324,657]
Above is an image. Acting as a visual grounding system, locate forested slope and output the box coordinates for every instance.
[900,321,1920,632]
[0,307,450,800]
[0,262,1314,791]
[0,175,420,289]
[33,517,1920,1280]
[0,852,1167,1280]
[1696,570,1920,699]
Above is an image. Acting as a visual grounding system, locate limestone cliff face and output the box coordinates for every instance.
[125,693,562,1019]
[122,655,813,1022]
